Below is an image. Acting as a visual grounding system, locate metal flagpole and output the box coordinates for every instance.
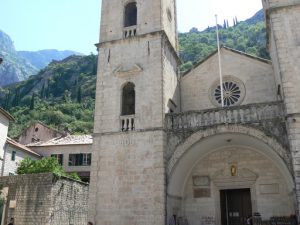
[215,15,224,107]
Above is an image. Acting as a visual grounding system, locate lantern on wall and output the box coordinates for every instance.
[231,165,237,176]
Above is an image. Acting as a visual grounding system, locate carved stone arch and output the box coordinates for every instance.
[167,124,294,196]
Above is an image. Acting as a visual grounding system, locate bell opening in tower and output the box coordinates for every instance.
[124,2,137,27]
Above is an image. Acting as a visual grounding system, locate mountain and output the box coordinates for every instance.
[0,54,97,137]
[245,9,264,25]
[0,9,268,137]
[18,49,83,69]
[0,30,84,86]
[179,9,267,72]
[0,30,38,86]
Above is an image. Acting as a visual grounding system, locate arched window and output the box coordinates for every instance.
[122,83,135,115]
[124,2,137,27]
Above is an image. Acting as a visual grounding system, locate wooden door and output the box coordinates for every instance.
[220,189,252,225]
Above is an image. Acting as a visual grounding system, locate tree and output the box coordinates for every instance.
[223,20,227,29]
[235,16,239,25]
[30,93,35,110]
[17,157,81,181]
[3,90,11,109]
[77,86,82,103]
[40,83,45,99]
[63,90,71,103]
[12,88,20,107]
[189,27,199,33]
[180,61,193,73]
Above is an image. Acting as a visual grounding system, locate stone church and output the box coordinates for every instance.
[88,0,300,224]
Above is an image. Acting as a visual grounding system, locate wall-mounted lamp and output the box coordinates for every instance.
[231,165,237,176]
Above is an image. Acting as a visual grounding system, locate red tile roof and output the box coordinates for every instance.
[0,108,14,121]
[6,137,41,158]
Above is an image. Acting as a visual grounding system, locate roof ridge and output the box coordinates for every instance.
[182,46,271,77]
[0,107,14,121]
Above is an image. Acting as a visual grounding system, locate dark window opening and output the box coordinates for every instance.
[124,2,137,27]
[277,84,281,96]
[11,151,16,161]
[68,153,92,166]
[122,83,135,116]
[31,137,40,143]
[51,154,64,166]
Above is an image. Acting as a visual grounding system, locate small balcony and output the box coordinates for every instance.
[165,101,285,131]
[123,26,137,38]
[120,115,135,132]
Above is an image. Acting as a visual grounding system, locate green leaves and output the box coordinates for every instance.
[17,157,81,181]
[0,54,97,138]
[6,99,95,138]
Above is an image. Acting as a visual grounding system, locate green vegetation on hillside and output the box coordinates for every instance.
[0,54,97,137]
[179,10,268,72]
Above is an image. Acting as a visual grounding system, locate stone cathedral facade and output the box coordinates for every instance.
[88,0,300,225]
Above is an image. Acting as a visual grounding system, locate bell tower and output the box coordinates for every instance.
[99,0,178,49]
[88,0,180,224]
[263,0,300,216]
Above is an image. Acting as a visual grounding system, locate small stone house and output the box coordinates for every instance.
[28,135,93,182]
[0,173,89,225]
[2,138,41,176]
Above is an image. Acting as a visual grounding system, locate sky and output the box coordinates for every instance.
[0,0,262,54]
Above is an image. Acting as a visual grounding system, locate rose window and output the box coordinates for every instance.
[210,76,245,107]
[214,81,241,106]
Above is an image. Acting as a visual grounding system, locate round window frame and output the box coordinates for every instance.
[209,76,246,107]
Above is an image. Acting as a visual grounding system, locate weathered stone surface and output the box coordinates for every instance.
[0,173,88,225]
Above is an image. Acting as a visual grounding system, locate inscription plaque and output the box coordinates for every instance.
[194,188,211,198]
[193,175,210,186]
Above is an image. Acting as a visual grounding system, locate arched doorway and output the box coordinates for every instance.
[167,126,295,225]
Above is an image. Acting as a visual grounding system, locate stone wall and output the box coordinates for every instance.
[162,36,180,113]
[89,131,166,225]
[0,173,88,225]
[94,33,165,133]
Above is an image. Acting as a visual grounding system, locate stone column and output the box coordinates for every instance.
[264,0,300,216]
